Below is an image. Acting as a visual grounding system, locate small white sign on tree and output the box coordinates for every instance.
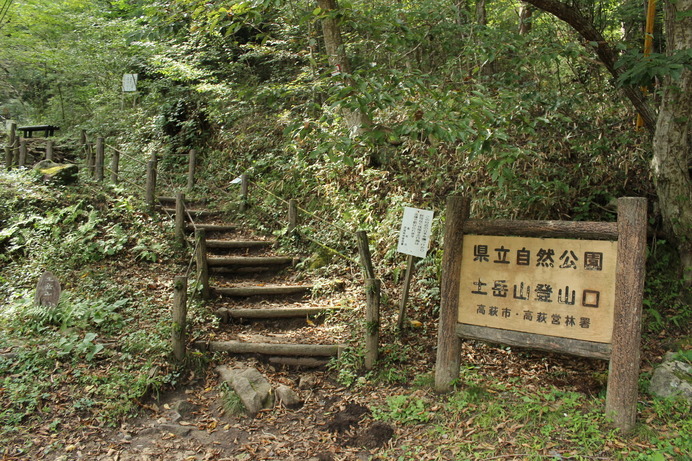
[397,207,434,258]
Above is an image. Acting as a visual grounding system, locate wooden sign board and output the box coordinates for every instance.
[397,207,434,258]
[434,196,647,432]
[458,235,617,343]
[122,73,138,92]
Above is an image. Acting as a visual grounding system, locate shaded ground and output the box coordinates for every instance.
[12,332,629,461]
[30,365,393,461]
[1,217,686,460]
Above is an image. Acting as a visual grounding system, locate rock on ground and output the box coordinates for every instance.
[33,160,78,184]
[649,352,692,402]
[275,384,302,409]
[216,365,274,416]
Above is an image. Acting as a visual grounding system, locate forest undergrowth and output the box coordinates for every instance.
[0,132,689,459]
[1,0,690,458]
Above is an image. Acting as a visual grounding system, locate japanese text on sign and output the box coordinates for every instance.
[397,207,434,258]
[458,235,618,343]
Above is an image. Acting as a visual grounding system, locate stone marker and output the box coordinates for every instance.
[35,271,61,307]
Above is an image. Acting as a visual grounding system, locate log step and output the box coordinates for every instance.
[206,239,274,249]
[157,196,207,206]
[217,306,338,319]
[210,267,275,275]
[268,357,329,368]
[213,285,313,297]
[162,207,217,218]
[185,223,237,232]
[193,340,344,357]
[207,256,296,267]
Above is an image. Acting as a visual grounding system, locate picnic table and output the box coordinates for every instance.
[17,125,60,138]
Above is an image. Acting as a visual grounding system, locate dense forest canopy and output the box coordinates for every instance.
[0,0,690,279]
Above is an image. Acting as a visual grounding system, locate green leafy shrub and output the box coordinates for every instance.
[373,393,433,424]
[327,346,365,387]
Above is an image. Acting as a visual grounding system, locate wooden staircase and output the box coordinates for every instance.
[159,196,347,367]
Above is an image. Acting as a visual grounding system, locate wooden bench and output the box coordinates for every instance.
[17,125,60,138]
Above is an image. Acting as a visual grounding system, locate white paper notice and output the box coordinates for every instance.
[122,74,138,92]
[397,207,434,258]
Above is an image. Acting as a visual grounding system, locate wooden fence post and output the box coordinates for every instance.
[365,278,380,369]
[4,146,11,169]
[434,195,471,393]
[18,140,27,167]
[110,148,120,183]
[187,149,196,191]
[356,230,376,280]
[356,230,379,370]
[397,254,418,330]
[95,137,105,181]
[86,143,94,177]
[195,229,210,300]
[45,140,53,161]
[605,197,647,432]
[172,276,188,362]
[240,174,249,212]
[12,142,19,166]
[175,192,186,247]
[9,122,16,147]
[145,159,157,212]
[288,199,298,232]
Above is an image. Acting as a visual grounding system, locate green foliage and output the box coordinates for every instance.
[218,382,246,416]
[446,380,617,456]
[132,236,166,262]
[373,393,433,425]
[0,170,174,279]
[617,49,692,87]
[5,290,127,335]
[366,344,417,385]
[0,1,690,457]
[633,397,692,460]
[327,346,364,388]
[0,0,147,126]
[643,241,690,334]
[0,169,178,438]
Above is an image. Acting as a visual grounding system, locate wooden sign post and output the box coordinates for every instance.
[434,196,646,432]
[396,207,434,329]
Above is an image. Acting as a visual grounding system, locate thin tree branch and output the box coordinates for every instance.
[524,0,656,132]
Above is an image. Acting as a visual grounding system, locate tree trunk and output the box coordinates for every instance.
[476,0,496,77]
[519,2,534,35]
[652,0,692,286]
[455,1,469,25]
[523,0,656,131]
[316,0,371,134]
[475,0,487,26]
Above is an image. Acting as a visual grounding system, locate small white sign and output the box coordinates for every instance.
[122,73,138,92]
[397,207,434,258]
